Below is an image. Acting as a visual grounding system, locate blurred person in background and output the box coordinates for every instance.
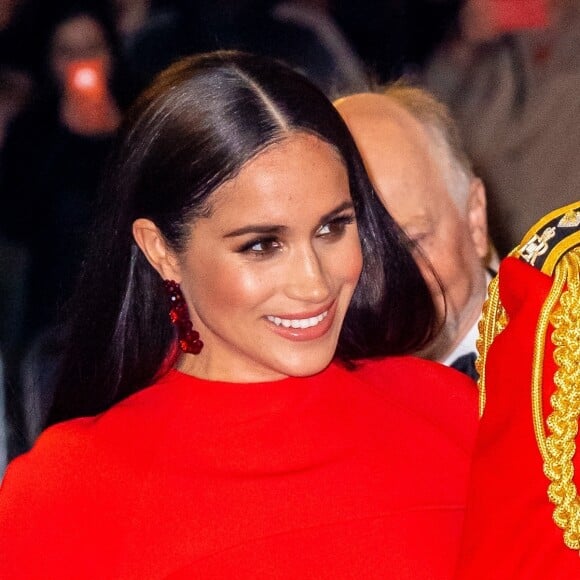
[0,0,137,344]
[336,85,493,380]
[0,0,138,458]
[0,0,36,465]
[425,0,580,254]
[0,0,34,346]
[0,0,35,153]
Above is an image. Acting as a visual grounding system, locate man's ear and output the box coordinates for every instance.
[467,177,489,260]
[132,218,181,281]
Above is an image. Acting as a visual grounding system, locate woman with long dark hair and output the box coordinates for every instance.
[0,51,477,578]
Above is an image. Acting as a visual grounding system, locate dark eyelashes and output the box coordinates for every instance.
[237,235,278,254]
[235,212,356,254]
[328,214,356,227]
[317,213,356,235]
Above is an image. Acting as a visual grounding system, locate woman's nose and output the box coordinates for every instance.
[284,246,331,303]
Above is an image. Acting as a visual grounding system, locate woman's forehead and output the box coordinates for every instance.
[198,133,352,227]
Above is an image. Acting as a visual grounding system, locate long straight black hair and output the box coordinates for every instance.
[47,51,438,426]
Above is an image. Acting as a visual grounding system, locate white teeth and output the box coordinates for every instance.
[267,311,328,329]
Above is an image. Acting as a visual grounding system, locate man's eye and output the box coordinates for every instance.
[407,232,430,247]
[407,232,429,251]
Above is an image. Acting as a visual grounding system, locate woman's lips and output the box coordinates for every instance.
[265,303,336,341]
[267,310,328,329]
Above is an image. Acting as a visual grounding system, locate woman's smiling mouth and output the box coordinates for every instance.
[266,310,328,329]
[264,303,337,342]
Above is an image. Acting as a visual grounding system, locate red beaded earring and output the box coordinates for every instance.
[163,279,203,354]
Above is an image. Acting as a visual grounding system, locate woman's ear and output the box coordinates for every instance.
[132,218,181,281]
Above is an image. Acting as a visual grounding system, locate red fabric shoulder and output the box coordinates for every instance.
[0,357,478,579]
[354,356,479,455]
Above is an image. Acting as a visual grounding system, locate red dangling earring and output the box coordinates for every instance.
[163,280,203,354]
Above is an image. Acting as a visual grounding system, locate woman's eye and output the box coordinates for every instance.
[317,215,355,237]
[238,237,281,255]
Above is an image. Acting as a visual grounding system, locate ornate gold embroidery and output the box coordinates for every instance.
[558,210,580,228]
[531,248,580,551]
[476,272,507,417]
[519,227,557,266]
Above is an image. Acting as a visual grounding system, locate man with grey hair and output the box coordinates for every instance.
[335,86,493,379]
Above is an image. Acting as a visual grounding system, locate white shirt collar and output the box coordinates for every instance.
[441,270,494,366]
[442,319,480,366]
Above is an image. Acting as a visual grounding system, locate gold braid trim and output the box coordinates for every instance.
[531,263,567,463]
[476,270,508,417]
[531,248,580,551]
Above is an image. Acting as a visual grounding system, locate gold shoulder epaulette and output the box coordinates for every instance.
[515,201,580,275]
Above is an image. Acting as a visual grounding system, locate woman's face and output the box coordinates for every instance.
[164,133,362,382]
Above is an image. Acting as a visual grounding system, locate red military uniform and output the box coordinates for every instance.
[456,201,580,578]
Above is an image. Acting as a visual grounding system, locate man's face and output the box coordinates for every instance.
[337,95,489,360]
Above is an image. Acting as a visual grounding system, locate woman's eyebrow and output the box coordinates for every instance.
[222,200,355,239]
[223,224,287,238]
